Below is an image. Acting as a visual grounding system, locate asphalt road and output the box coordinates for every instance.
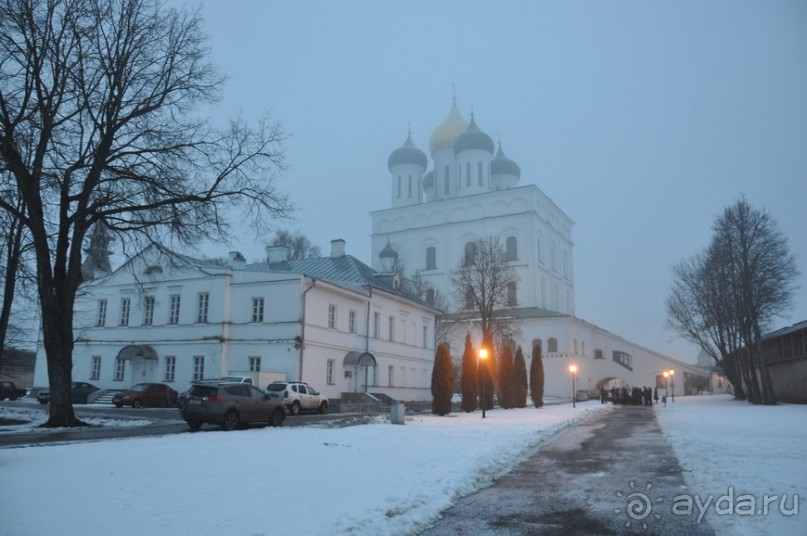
[0,400,361,448]
[419,405,715,536]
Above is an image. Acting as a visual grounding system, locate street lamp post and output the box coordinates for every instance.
[663,371,669,400]
[569,364,577,408]
[669,369,675,402]
[479,347,488,419]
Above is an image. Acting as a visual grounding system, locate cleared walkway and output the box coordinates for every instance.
[419,405,715,535]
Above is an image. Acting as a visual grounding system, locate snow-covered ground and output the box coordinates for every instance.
[1,395,804,535]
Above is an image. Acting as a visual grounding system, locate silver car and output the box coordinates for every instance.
[181,381,285,431]
[265,381,328,415]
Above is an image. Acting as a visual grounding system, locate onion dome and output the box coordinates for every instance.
[490,142,521,177]
[388,132,428,171]
[429,98,468,154]
[379,240,399,261]
[423,170,434,189]
[453,115,494,155]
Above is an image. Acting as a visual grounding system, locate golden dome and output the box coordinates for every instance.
[429,99,467,154]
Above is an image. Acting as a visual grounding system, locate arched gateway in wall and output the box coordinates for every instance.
[117,345,158,383]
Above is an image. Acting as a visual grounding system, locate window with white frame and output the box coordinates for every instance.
[328,304,336,329]
[193,356,205,381]
[114,358,125,381]
[96,299,107,327]
[423,325,428,348]
[90,356,101,380]
[164,356,176,382]
[388,316,395,341]
[425,246,436,270]
[505,237,518,261]
[507,281,518,306]
[249,356,261,373]
[373,312,380,338]
[349,310,356,333]
[388,365,394,387]
[548,338,558,353]
[197,292,209,323]
[168,294,181,324]
[119,298,130,326]
[252,297,264,323]
[326,359,335,384]
[143,296,154,325]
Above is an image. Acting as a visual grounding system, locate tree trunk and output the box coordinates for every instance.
[41,311,84,427]
[753,326,778,405]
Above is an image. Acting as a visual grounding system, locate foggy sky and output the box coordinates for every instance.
[190,0,807,363]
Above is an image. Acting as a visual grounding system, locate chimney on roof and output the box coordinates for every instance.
[330,239,346,258]
[266,245,289,263]
[228,251,246,268]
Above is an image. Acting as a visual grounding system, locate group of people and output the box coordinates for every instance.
[600,386,666,406]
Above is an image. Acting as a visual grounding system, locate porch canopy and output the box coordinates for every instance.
[343,351,377,367]
[117,344,158,361]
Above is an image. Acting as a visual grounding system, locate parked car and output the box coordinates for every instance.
[217,376,253,385]
[113,382,178,408]
[0,380,27,401]
[36,382,99,404]
[180,380,285,431]
[265,381,328,415]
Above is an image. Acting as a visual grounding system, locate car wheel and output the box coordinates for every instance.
[187,420,202,431]
[10,395,17,401]
[222,410,239,431]
[39,399,48,405]
[270,408,285,427]
[115,403,123,408]
[167,399,177,408]
[290,401,301,416]
[319,401,328,414]
[132,399,142,408]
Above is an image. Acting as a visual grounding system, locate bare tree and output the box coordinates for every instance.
[0,0,292,426]
[666,197,798,404]
[449,235,519,338]
[269,229,321,260]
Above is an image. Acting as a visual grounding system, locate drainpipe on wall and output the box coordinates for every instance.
[365,286,372,353]
[298,277,316,381]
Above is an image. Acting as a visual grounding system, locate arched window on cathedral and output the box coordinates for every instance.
[506,281,517,306]
[505,237,518,261]
[444,166,450,195]
[408,175,412,198]
[478,162,483,186]
[532,339,542,353]
[466,162,471,187]
[464,286,474,309]
[397,176,401,199]
[425,247,436,270]
[464,241,477,266]
[594,349,604,359]
[425,288,435,305]
[548,338,558,353]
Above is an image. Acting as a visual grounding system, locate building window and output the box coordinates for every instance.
[119,298,130,326]
[464,241,478,266]
[397,176,401,198]
[90,356,101,380]
[408,175,412,197]
[548,338,558,353]
[444,166,450,194]
[507,281,517,306]
[594,349,604,359]
[388,365,394,387]
[96,299,107,327]
[168,294,181,324]
[326,359,335,384]
[425,288,435,305]
[252,297,264,323]
[388,316,395,341]
[143,296,154,326]
[164,356,176,382]
[466,162,471,186]
[349,310,356,333]
[328,304,336,329]
[537,237,544,263]
[478,161,483,186]
[193,356,205,381]
[249,356,261,373]
[197,292,209,323]
[505,237,518,261]
[114,358,125,381]
[425,246,436,270]
[423,325,428,348]
[373,312,380,338]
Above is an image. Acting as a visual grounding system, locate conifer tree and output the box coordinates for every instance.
[460,333,478,412]
[497,342,515,409]
[530,341,545,408]
[431,343,454,416]
[480,331,497,410]
[513,346,528,408]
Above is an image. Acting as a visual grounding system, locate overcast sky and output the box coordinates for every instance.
[189,0,807,363]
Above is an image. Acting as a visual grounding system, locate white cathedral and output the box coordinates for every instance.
[372,97,707,398]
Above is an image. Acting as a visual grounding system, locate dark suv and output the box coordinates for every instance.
[180,381,285,431]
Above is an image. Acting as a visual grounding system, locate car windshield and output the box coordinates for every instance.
[189,385,218,398]
[266,383,287,392]
[129,384,147,392]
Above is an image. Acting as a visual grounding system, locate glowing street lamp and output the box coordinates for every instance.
[669,369,675,402]
[479,347,489,419]
[663,371,669,399]
[569,364,578,408]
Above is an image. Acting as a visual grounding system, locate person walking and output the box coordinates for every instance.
[661,395,667,407]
